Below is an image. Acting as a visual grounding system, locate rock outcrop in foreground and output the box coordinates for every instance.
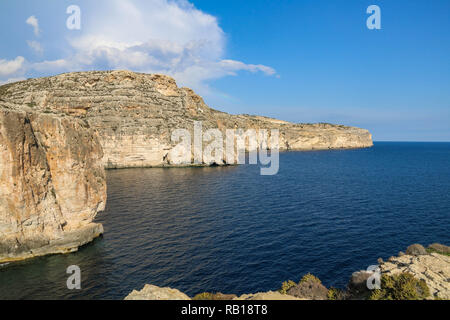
[125,284,191,300]
[125,285,304,301]
[0,101,106,263]
[380,245,450,299]
[0,70,373,168]
[124,243,450,300]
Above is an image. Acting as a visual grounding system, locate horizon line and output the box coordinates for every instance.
[373,140,450,143]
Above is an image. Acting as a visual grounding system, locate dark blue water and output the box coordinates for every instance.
[1,142,449,299]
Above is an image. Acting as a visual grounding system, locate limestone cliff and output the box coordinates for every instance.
[0,102,106,263]
[0,71,373,169]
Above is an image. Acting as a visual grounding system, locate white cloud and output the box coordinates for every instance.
[2,1,275,95]
[0,56,26,77]
[26,16,40,36]
[27,40,44,55]
[32,59,73,73]
[26,0,276,94]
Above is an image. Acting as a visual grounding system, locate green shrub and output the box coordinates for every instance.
[279,274,323,295]
[327,287,345,300]
[426,248,450,257]
[299,273,322,284]
[192,292,237,300]
[192,292,214,300]
[369,273,430,300]
[279,280,296,294]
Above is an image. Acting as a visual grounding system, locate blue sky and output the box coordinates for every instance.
[0,0,449,141]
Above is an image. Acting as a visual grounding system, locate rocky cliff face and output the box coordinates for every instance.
[0,102,106,263]
[0,70,373,169]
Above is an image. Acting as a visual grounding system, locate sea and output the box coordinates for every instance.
[1,142,449,299]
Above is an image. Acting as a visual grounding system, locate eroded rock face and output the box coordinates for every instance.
[0,71,373,169]
[0,102,106,263]
[125,284,191,300]
[380,252,450,299]
[123,284,304,300]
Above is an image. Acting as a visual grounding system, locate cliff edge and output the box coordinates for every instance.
[0,70,373,169]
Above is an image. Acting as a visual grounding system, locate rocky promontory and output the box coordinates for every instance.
[0,70,373,168]
[0,70,373,263]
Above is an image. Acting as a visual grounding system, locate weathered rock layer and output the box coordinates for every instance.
[0,102,106,263]
[0,70,373,169]
[381,251,450,299]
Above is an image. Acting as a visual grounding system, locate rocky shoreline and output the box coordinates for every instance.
[0,71,373,263]
[125,243,450,300]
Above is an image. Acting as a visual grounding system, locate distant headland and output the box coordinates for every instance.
[0,70,373,263]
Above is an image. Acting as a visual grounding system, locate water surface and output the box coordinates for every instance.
[1,142,449,299]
